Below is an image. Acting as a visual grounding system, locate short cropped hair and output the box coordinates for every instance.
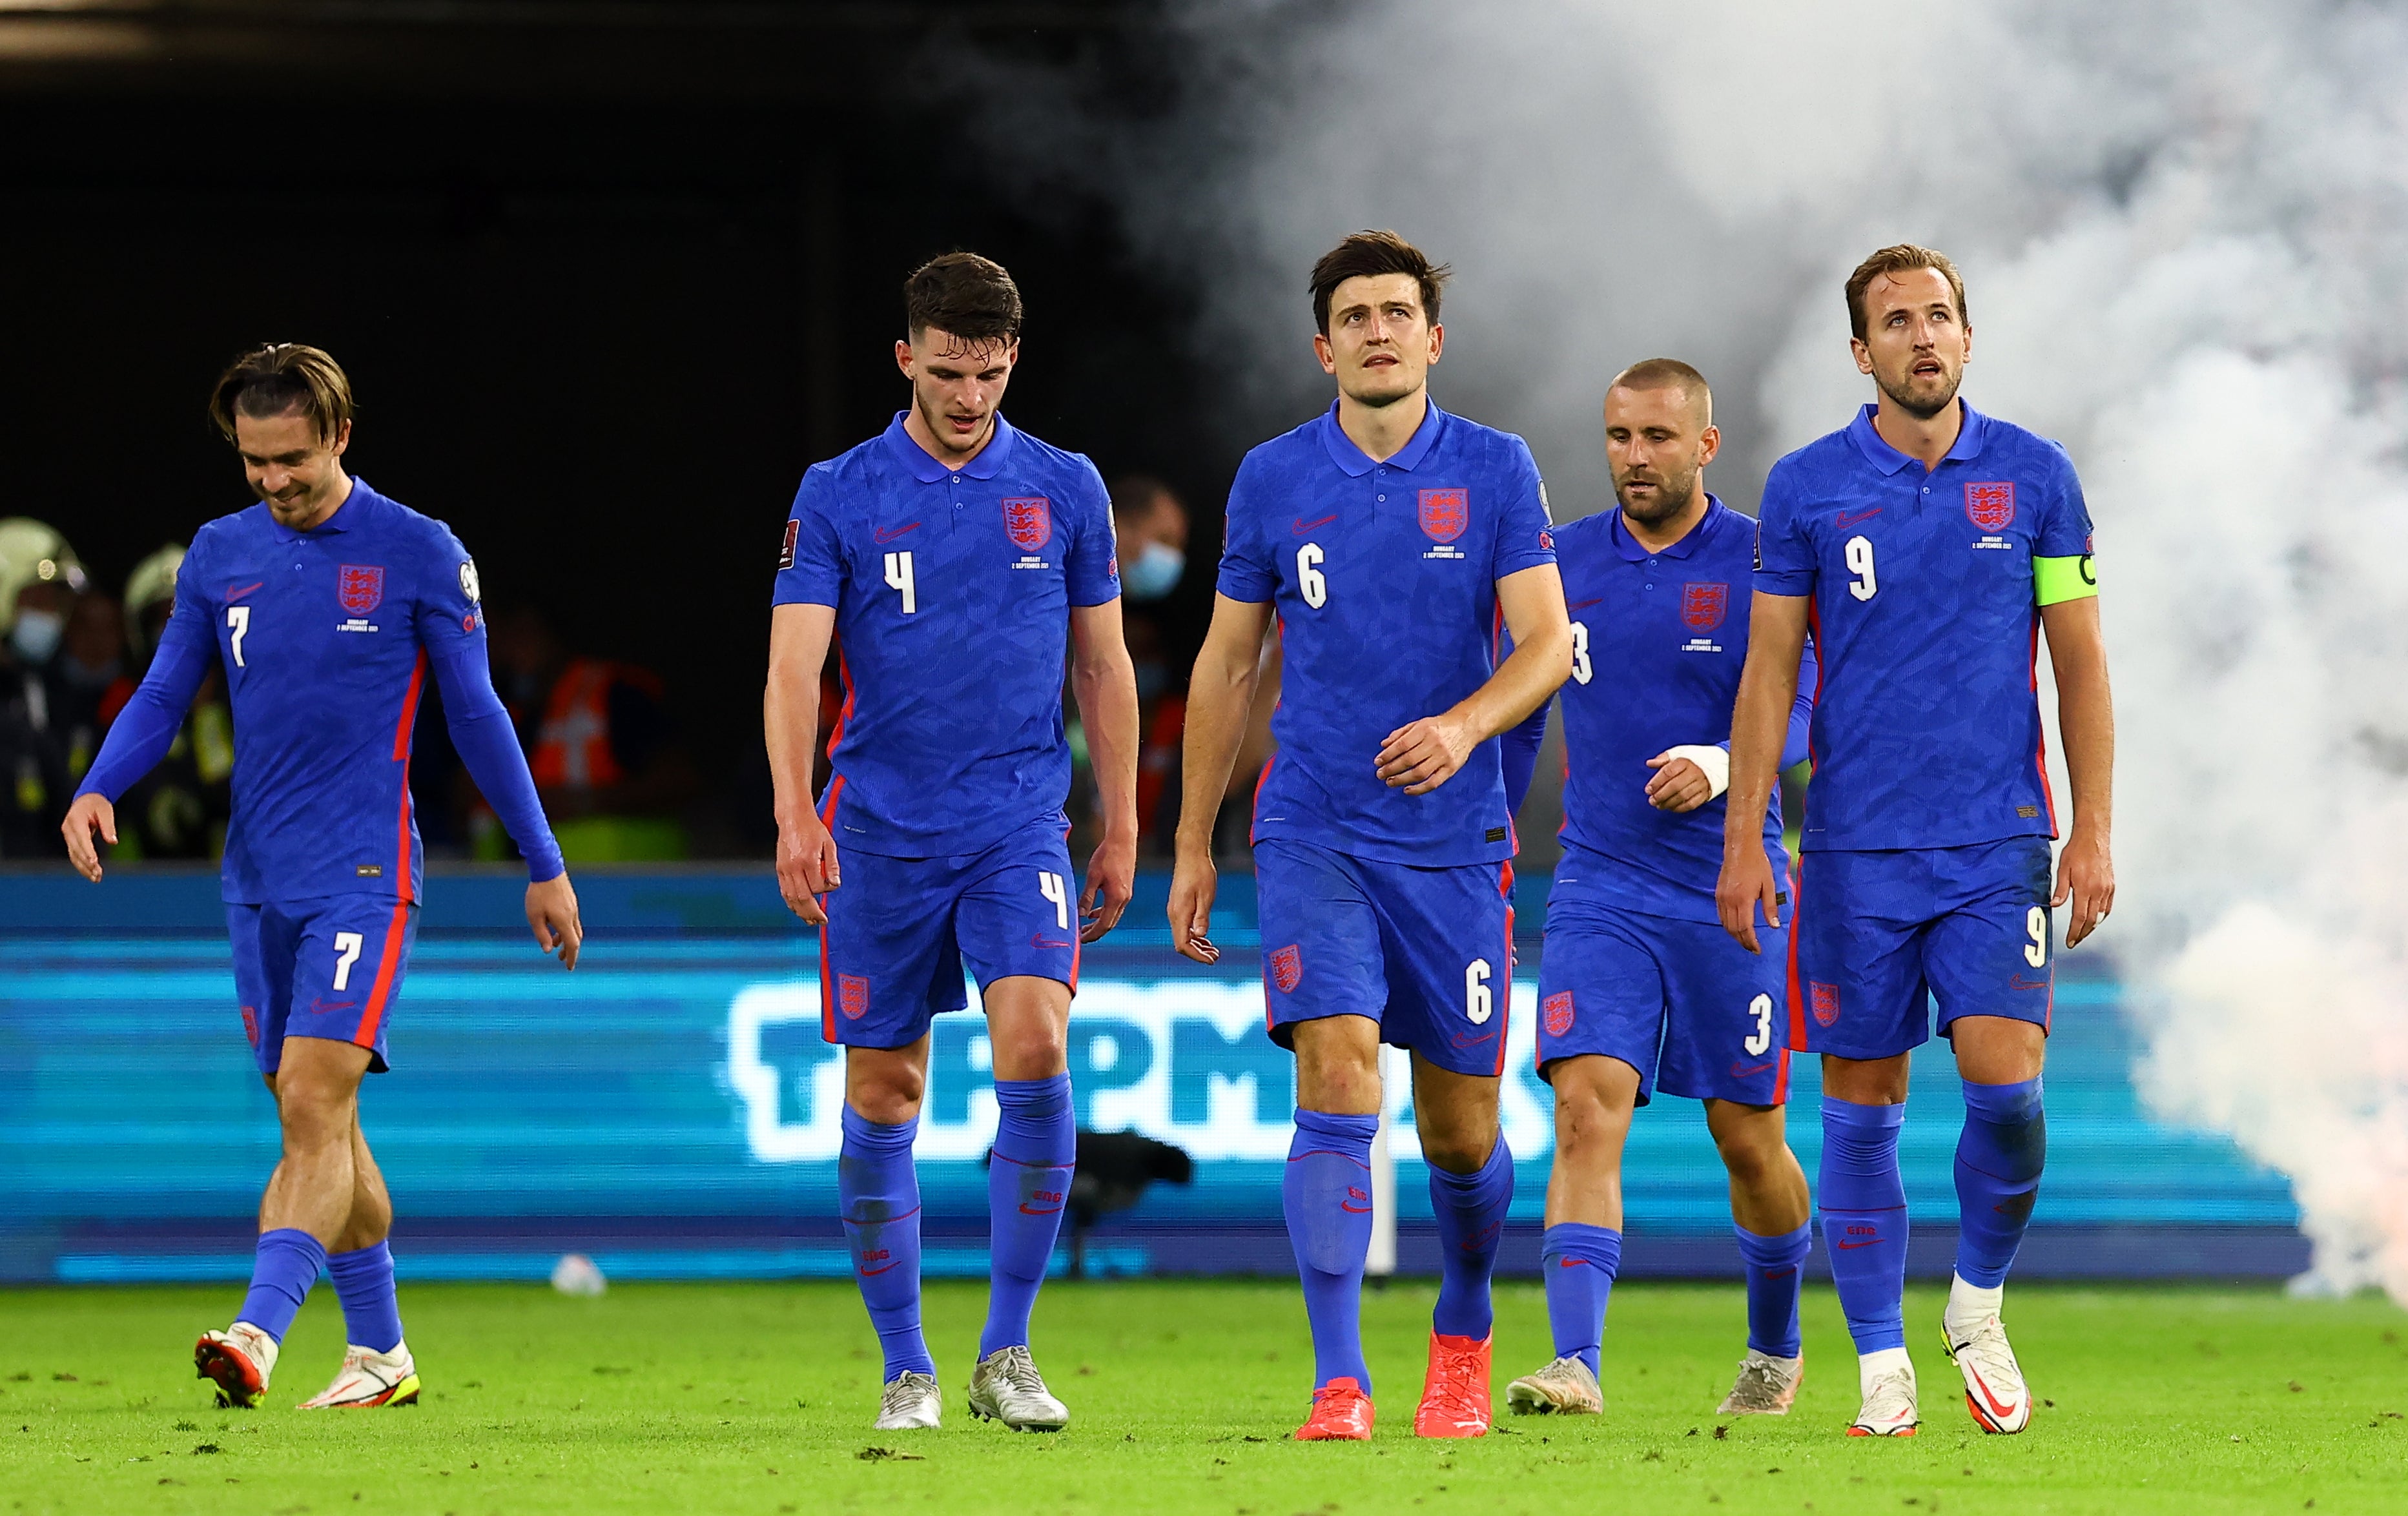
[904,252,1023,345]
[1608,358,1713,425]
[208,343,354,444]
[1310,230,1450,336]
[1844,244,1968,343]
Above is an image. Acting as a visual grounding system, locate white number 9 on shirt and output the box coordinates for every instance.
[1845,535,1877,601]
[1296,542,1326,609]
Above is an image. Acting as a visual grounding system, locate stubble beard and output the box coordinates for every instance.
[1617,469,1699,528]
[1878,362,1962,421]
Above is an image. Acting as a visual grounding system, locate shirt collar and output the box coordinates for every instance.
[266,476,369,542]
[1846,398,1989,475]
[1609,493,1725,562]
[1315,394,1447,478]
[881,409,1018,484]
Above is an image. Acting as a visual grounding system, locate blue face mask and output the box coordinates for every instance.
[1123,541,1185,602]
[9,608,63,666]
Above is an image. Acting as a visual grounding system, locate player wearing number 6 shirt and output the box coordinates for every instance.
[765,254,1140,1436]
[1490,362,1818,1423]
[62,344,581,1414]
[1169,231,1572,1442]
[1718,247,2115,1440]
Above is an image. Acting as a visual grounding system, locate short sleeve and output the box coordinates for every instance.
[771,465,847,608]
[1214,460,1278,603]
[1752,459,1817,596]
[413,523,489,662]
[2033,443,2094,557]
[1489,436,1557,580]
[1064,459,1122,607]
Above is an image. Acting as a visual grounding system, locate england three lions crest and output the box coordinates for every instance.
[337,564,385,615]
[1419,487,1467,544]
[837,973,870,1021]
[1681,582,1729,631]
[1268,944,1302,994]
[1964,481,2017,531]
[1002,496,1053,552]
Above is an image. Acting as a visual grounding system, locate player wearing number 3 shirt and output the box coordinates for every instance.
[1169,232,1572,1442]
[1718,247,2115,1440]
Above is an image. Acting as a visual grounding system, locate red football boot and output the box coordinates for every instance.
[1414,1332,1493,1437]
[1294,1377,1375,1441]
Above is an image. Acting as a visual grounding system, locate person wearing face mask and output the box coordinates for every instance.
[1109,475,1192,847]
[96,544,234,860]
[0,518,89,858]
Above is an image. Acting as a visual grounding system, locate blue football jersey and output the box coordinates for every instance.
[771,412,1120,858]
[1754,402,2094,852]
[167,480,489,904]
[1550,499,1814,921]
[1218,399,1556,866]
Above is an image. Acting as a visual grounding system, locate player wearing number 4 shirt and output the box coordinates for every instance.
[1492,362,1818,1423]
[64,345,581,1415]
[1169,232,1573,1442]
[1718,247,2116,1440]
[765,254,1140,1436]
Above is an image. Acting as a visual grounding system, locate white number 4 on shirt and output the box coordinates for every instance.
[1038,871,1070,932]
[884,550,916,615]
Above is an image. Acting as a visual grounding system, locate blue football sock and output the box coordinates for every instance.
[1428,1134,1513,1340]
[982,1073,1075,1359]
[237,1228,326,1344]
[1954,1077,2046,1289]
[839,1105,935,1380]
[325,1241,405,1354]
[1539,1222,1621,1378]
[1284,1108,1379,1392]
[1734,1223,1811,1359]
[1818,1096,1909,1354]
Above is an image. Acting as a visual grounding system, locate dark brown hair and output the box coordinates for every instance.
[1608,358,1713,424]
[207,343,355,444]
[1310,230,1450,336]
[1844,244,1968,343]
[903,252,1023,345]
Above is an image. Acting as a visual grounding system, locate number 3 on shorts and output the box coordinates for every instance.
[1037,871,1070,932]
[1744,992,1773,1056]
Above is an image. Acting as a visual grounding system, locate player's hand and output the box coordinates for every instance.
[1168,848,1220,965]
[527,872,583,970]
[776,814,841,925]
[1376,712,1478,795]
[2053,824,2114,948]
[1716,845,1782,954]
[1643,753,1714,813]
[1080,828,1137,943]
[61,793,116,883]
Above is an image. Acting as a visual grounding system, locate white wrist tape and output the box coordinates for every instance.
[1663,744,1731,801]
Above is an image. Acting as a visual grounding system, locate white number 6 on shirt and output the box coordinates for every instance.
[1296,543,1326,609]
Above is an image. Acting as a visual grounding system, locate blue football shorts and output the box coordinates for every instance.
[818,814,1082,1050]
[1536,886,1789,1107]
[1253,837,1516,1079]
[227,896,419,1076]
[1787,836,2055,1061]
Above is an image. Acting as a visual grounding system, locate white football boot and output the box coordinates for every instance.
[298,1342,422,1409]
[1847,1354,1920,1437]
[194,1322,278,1408]
[1718,1349,1804,1415]
[874,1371,943,1431]
[1942,1308,2033,1433]
[965,1346,1070,1431]
[1504,1356,1603,1415]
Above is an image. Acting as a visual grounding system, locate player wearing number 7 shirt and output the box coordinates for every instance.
[1718,246,2115,1439]
[764,253,1140,1436]
[1169,231,1572,1442]
[62,343,582,1413]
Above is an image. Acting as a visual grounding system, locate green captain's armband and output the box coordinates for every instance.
[2034,553,2097,607]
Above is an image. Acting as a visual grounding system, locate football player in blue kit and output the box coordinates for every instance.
[1492,361,1817,1420]
[1718,246,2116,1438]
[1169,231,1574,1441]
[62,343,581,1411]
[764,253,1140,1434]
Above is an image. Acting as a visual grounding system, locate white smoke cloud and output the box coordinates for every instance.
[993,0,2408,1296]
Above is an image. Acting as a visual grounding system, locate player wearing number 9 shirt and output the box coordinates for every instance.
[1717,247,2116,1440]
[1169,232,1573,1442]
[764,254,1140,1436]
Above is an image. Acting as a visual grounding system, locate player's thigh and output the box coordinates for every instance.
[1658,915,1793,1106]
[1254,839,1386,1053]
[1788,850,1933,1061]
[954,819,1084,1004]
[1924,837,2055,1061]
[1363,855,1514,1078]
[820,848,971,1052]
[282,896,417,1076]
[226,902,295,1076]
[1535,899,1671,1105]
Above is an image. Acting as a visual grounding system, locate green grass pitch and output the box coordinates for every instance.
[3,1278,2403,1514]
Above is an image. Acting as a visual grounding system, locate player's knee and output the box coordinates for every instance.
[1417,1124,1495,1175]
[989,1018,1068,1082]
[1713,1131,1784,1187]
[1554,1093,1621,1159]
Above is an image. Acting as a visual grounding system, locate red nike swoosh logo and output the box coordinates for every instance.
[1731,1061,1776,1077]
[227,582,263,602]
[1960,1358,2021,1420]
[1835,1239,1882,1249]
[1835,509,1882,528]
[873,522,920,543]
[1567,597,1603,611]
[859,1261,901,1275]
[2010,974,2050,990]
[1339,1202,1371,1213]
[1558,1258,1587,1267]
[1293,515,1336,535]
[1018,1203,1063,1216]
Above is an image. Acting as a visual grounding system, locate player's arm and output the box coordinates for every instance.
[1168,593,1275,963]
[427,642,580,970]
[1716,591,1809,952]
[1376,562,1573,795]
[765,600,841,926]
[2042,592,2114,946]
[1647,632,1815,813]
[1069,597,1140,943]
[62,596,214,882]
